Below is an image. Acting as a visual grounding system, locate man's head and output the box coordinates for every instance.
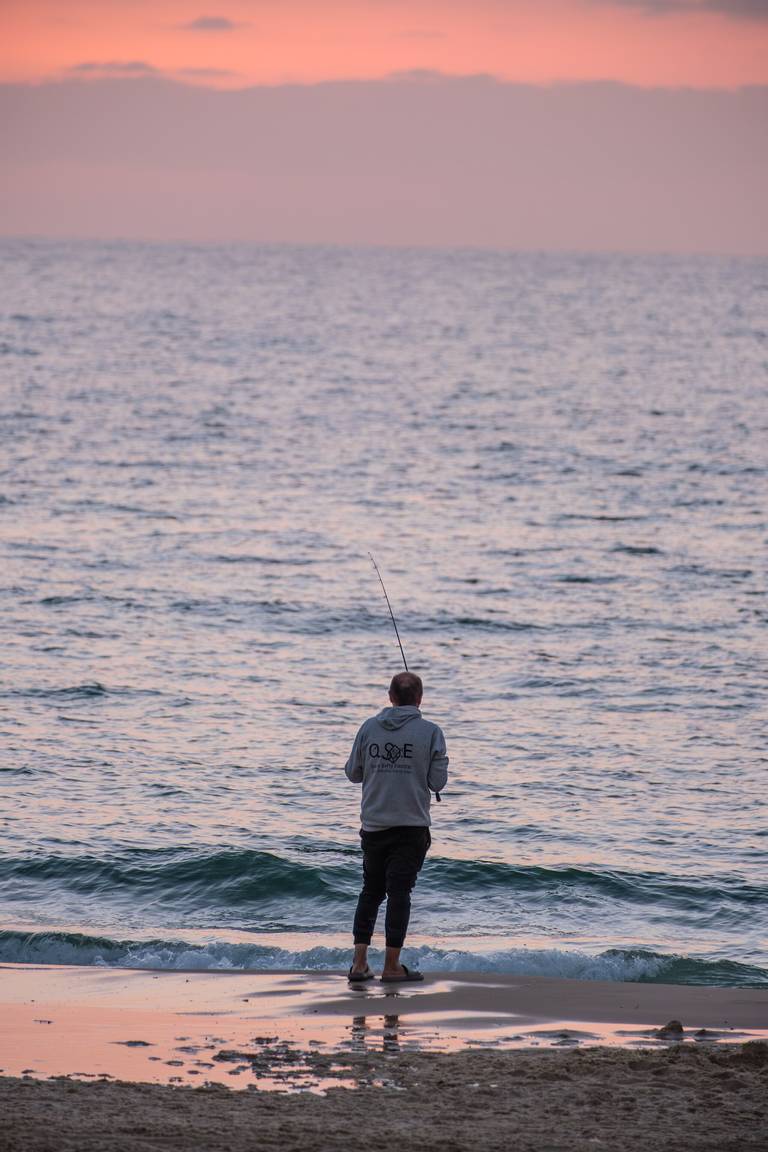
[389,671,423,707]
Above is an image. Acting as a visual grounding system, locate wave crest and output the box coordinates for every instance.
[3,848,765,917]
[1,930,766,986]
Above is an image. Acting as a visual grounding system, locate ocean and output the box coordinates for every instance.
[1,238,766,986]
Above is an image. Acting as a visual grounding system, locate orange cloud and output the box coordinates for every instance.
[68,60,159,76]
[591,0,768,17]
[180,15,247,31]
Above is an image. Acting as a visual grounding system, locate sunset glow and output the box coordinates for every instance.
[2,0,767,89]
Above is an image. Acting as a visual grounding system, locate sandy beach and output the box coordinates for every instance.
[1,963,767,1150]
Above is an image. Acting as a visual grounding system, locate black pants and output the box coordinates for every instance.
[353,825,431,949]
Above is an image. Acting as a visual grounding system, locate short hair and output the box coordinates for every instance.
[389,671,423,706]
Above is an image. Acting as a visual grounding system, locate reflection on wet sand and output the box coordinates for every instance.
[350,1014,403,1055]
[2,964,768,1093]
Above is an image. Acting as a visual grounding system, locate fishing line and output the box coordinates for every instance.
[369,552,408,671]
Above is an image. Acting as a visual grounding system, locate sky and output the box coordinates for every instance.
[2,0,768,88]
[1,0,767,252]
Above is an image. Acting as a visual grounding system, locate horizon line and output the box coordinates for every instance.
[2,232,766,261]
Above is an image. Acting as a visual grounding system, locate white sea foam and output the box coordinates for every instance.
[0,930,668,981]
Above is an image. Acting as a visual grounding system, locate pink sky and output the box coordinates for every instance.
[1,2,766,251]
[2,0,768,89]
[3,75,765,252]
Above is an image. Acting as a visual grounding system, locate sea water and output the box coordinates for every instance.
[1,239,766,985]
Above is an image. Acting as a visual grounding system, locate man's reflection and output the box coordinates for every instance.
[350,1014,401,1053]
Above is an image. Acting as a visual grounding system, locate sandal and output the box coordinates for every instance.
[347,965,375,982]
[380,963,424,984]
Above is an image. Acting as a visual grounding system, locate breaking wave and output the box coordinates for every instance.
[1,930,766,986]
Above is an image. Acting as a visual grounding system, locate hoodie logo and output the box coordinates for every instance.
[369,742,413,762]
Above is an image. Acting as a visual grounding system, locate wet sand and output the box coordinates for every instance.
[1,963,767,1149]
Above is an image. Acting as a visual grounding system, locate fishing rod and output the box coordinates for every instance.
[368,554,442,802]
[368,552,442,806]
[369,553,408,670]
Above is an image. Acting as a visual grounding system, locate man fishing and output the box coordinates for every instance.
[345,670,449,983]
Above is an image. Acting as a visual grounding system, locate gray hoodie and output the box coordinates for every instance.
[345,705,449,831]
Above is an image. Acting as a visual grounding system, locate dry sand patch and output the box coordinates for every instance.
[2,1042,767,1152]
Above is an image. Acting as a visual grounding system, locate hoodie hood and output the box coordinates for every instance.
[376,705,422,731]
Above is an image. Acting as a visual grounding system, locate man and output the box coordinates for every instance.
[345,671,449,983]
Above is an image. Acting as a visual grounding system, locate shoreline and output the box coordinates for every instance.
[1,962,767,1088]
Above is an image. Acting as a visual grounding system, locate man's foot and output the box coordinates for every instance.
[380,963,424,983]
[348,964,375,982]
